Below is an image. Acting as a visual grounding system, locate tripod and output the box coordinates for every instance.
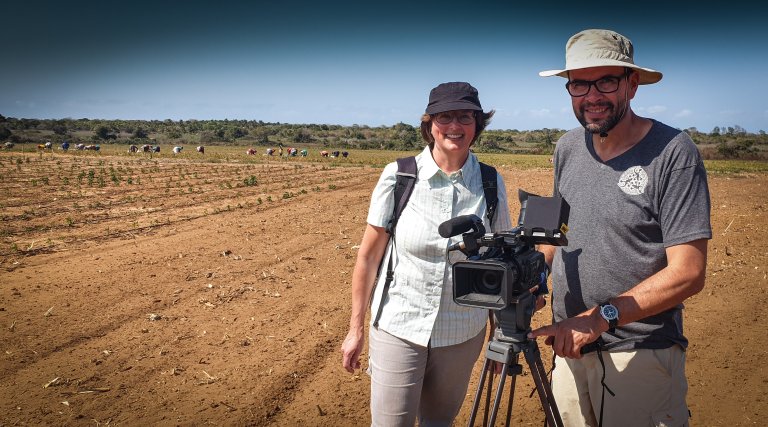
[466,295,563,427]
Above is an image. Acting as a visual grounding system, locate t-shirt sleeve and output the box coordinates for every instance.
[660,137,713,246]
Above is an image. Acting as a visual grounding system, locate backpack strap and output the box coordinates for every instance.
[374,156,417,327]
[479,162,498,226]
[386,156,417,235]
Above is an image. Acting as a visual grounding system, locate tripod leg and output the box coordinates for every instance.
[487,363,510,427]
[468,357,492,427]
[484,366,493,427]
[504,365,518,426]
[523,345,564,427]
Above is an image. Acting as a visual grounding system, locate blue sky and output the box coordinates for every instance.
[2,1,766,133]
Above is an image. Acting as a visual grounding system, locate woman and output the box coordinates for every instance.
[341,82,513,426]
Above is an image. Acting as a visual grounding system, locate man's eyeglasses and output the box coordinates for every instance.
[433,111,476,125]
[565,71,630,97]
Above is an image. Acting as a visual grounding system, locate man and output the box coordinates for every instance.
[529,29,711,427]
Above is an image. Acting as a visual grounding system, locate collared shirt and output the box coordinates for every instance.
[367,146,512,347]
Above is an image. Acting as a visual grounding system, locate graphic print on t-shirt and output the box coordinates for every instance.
[617,166,648,195]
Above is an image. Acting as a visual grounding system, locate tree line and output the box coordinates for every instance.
[1,115,765,159]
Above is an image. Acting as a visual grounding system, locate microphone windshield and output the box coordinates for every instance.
[438,215,484,238]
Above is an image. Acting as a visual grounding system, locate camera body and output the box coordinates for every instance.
[452,232,548,310]
[443,190,569,337]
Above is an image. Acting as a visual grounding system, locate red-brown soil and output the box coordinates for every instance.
[1,152,765,426]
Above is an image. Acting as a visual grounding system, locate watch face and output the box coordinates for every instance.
[601,304,618,320]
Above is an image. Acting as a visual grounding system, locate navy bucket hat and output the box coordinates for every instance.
[425,82,483,114]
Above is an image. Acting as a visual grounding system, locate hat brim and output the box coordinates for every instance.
[539,61,662,85]
[425,101,483,115]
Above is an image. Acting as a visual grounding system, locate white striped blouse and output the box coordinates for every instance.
[367,146,512,347]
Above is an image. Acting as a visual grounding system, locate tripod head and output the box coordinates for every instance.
[491,290,536,344]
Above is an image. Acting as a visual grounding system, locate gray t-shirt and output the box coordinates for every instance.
[551,120,712,351]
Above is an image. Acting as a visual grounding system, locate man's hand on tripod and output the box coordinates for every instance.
[527,307,607,359]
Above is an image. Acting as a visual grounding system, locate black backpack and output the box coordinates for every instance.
[372,155,499,327]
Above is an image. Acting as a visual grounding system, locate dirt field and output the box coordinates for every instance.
[1,151,765,426]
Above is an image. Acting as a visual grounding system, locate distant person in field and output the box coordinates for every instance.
[529,29,712,426]
[341,82,512,425]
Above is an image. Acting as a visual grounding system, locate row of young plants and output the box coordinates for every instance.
[0,153,377,257]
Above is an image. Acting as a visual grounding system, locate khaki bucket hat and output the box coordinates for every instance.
[539,29,663,85]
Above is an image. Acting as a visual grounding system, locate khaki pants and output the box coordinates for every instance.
[368,327,486,427]
[552,346,690,427]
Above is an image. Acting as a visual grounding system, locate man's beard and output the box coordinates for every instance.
[575,99,626,135]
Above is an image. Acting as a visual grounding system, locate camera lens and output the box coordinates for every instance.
[473,270,503,294]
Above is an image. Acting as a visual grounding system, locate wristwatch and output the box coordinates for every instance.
[599,302,619,331]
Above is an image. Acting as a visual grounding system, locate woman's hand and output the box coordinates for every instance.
[341,224,389,373]
[341,328,365,373]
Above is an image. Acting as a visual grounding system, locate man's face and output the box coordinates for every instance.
[567,66,636,134]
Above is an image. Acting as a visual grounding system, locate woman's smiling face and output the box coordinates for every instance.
[430,110,477,154]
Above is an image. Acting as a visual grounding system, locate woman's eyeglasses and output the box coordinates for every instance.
[433,112,476,125]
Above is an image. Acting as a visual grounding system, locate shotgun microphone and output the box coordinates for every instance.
[438,215,485,238]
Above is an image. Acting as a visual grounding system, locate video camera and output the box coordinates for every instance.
[439,190,569,339]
